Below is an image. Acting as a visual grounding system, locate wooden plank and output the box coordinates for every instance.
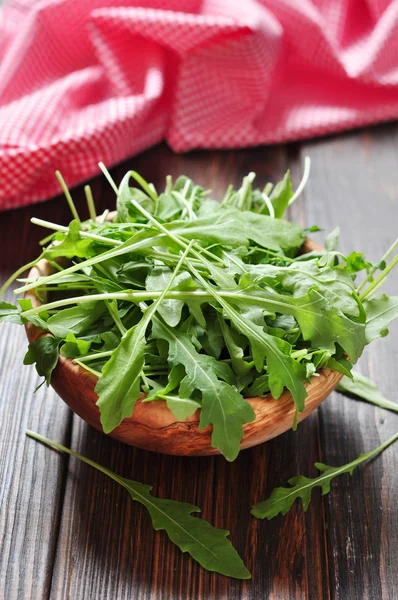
[300,124,398,600]
[49,144,329,600]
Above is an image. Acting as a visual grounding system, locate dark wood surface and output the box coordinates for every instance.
[1,126,397,599]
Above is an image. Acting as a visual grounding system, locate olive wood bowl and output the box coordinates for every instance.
[24,234,342,456]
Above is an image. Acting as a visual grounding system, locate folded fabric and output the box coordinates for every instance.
[1,0,398,210]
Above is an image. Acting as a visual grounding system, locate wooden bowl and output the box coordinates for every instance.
[24,237,342,456]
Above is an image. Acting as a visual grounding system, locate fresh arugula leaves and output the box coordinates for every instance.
[26,430,250,579]
[2,166,398,461]
[252,432,398,519]
[337,372,398,414]
[23,336,60,385]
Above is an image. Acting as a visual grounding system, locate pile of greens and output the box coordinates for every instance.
[2,163,398,579]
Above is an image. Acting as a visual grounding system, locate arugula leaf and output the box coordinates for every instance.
[251,260,359,317]
[326,356,353,378]
[363,294,398,343]
[151,315,255,461]
[96,243,194,434]
[146,266,184,327]
[183,261,308,413]
[47,302,106,338]
[60,333,92,358]
[23,336,60,385]
[0,301,23,325]
[44,220,93,259]
[26,431,250,579]
[232,285,366,363]
[337,372,398,414]
[325,227,340,252]
[268,169,293,218]
[167,208,305,254]
[252,432,398,519]
[160,395,201,420]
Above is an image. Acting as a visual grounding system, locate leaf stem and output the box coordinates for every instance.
[26,430,124,486]
[357,237,398,293]
[0,253,44,297]
[55,171,81,223]
[31,218,123,247]
[359,255,398,300]
[85,185,97,221]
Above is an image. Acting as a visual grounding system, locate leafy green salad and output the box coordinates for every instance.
[1,162,398,579]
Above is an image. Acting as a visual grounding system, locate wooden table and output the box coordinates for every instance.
[1,126,398,600]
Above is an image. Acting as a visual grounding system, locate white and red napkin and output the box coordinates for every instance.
[1,0,398,210]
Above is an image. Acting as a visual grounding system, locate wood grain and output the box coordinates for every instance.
[299,126,398,600]
[0,130,397,600]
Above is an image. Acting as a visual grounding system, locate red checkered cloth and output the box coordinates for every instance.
[1,0,398,210]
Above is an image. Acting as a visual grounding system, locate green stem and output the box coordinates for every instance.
[19,286,330,319]
[14,232,166,295]
[76,350,114,362]
[85,185,97,221]
[0,253,44,297]
[31,218,123,247]
[55,171,81,223]
[357,237,398,293]
[360,255,398,300]
[73,359,101,376]
[26,430,124,486]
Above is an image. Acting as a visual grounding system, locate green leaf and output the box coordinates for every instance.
[230,285,366,363]
[363,294,398,343]
[167,208,305,254]
[23,336,60,385]
[60,333,92,358]
[325,227,340,252]
[47,302,106,338]
[185,263,308,412]
[161,394,201,420]
[96,243,194,433]
[337,372,398,414]
[268,170,293,218]
[151,315,255,461]
[252,432,398,519]
[326,356,353,378]
[44,220,93,259]
[26,431,250,579]
[254,260,359,317]
[146,266,185,327]
[0,301,23,325]
[218,316,252,376]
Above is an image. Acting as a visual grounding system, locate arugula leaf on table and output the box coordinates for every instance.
[252,432,398,519]
[362,294,398,343]
[325,227,340,252]
[26,431,250,579]
[337,372,398,414]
